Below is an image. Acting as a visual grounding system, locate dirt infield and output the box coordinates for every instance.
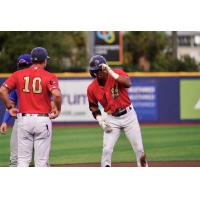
[52,160,200,167]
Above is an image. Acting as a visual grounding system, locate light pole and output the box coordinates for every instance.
[86,31,94,62]
[172,31,178,60]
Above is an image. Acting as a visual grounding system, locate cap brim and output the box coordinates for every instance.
[89,66,101,71]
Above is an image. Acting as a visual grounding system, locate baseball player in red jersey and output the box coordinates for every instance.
[0,47,62,167]
[87,55,148,167]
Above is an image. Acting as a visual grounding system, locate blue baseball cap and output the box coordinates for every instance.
[31,47,50,62]
[17,53,32,67]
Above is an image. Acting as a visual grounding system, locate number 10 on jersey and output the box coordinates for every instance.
[23,76,42,94]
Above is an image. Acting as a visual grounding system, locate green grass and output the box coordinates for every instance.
[0,125,200,166]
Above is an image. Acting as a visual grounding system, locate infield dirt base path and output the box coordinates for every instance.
[52,160,200,167]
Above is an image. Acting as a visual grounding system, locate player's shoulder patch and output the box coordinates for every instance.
[47,73,58,86]
[49,79,56,85]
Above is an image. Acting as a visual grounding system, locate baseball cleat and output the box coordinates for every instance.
[140,154,148,167]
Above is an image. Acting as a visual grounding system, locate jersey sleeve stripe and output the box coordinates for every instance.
[50,87,60,92]
[2,83,10,90]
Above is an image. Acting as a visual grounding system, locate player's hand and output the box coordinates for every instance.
[100,64,119,80]
[0,122,8,134]
[101,121,113,133]
[100,64,111,72]
[96,115,113,133]
[8,108,18,117]
[49,107,60,119]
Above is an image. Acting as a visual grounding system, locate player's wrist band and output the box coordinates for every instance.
[96,115,103,124]
[92,110,101,119]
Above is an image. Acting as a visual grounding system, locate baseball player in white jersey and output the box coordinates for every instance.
[87,55,148,167]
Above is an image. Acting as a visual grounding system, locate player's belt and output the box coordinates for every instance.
[111,106,132,117]
[21,113,49,117]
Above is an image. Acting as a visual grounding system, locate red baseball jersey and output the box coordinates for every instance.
[87,69,131,113]
[4,65,59,114]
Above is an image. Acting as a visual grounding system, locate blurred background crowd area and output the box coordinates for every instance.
[0,31,200,73]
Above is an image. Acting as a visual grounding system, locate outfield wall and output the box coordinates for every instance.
[0,72,200,124]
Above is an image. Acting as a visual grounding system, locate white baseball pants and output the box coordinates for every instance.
[101,106,145,167]
[17,114,52,167]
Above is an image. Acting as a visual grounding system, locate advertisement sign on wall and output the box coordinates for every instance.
[129,79,158,122]
[94,31,123,65]
[180,80,200,119]
[1,76,200,124]
[53,79,95,122]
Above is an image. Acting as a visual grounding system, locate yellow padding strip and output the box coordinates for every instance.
[0,72,200,78]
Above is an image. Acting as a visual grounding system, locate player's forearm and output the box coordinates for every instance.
[0,86,13,109]
[90,106,101,119]
[116,76,132,88]
[107,69,131,88]
[2,110,12,123]
[52,90,62,111]
[51,101,56,109]
[90,107,103,126]
[53,96,62,111]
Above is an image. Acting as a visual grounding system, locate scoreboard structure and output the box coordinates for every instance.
[93,31,123,65]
